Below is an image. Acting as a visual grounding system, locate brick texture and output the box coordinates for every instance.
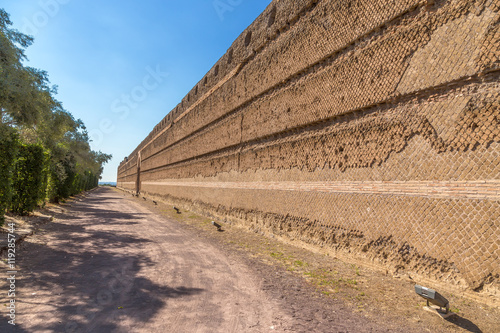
[118,0,500,299]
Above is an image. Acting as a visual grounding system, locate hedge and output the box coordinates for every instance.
[10,143,46,215]
[0,125,19,224]
[48,157,76,203]
[71,170,99,195]
[1,129,102,217]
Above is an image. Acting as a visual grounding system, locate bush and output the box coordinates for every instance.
[0,125,19,223]
[74,170,99,194]
[10,143,46,215]
[68,170,99,196]
[38,150,50,205]
[48,156,76,203]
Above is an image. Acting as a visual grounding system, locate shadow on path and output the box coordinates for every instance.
[0,188,203,332]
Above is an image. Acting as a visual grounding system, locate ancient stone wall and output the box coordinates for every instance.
[118,0,500,301]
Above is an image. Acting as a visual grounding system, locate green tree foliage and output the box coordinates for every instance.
[0,9,57,128]
[0,8,112,217]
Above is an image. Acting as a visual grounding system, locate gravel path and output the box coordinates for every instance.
[0,188,411,332]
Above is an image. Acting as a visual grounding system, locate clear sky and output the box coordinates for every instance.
[2,0,272,182]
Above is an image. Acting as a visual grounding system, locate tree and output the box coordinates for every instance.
[0,9,55,127]
[0,8,112,215]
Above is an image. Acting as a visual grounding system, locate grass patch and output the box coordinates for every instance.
[270,251,284,259]
[356,292,366,301]
[343,278,358,286]
[294,260,305,267]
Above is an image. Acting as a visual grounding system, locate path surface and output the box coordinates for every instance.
[0,188,408,332]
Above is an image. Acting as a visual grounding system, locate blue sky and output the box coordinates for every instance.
[2,0,271,181]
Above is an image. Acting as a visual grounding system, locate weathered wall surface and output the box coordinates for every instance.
[118,0,500,300]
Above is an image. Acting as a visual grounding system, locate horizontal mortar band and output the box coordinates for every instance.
[140,180,500,201]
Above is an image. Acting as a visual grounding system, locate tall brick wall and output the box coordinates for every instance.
[118,0,500,300]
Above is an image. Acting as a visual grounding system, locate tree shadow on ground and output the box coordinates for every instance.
[53,194,149,224]
[0,188,204,332]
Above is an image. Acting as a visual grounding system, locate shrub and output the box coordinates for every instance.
[38,150,50,205]
[10,143,46,215]
[0,125,19,223]
[48,156,76,203]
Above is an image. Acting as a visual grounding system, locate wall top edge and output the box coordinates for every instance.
[119,0,316,167]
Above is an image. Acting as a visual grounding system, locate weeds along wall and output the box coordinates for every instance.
[118,0,500,300]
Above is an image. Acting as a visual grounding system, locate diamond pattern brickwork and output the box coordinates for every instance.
[118,0,500,295]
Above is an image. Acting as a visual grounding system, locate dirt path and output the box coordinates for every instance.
[0,188,495,332]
